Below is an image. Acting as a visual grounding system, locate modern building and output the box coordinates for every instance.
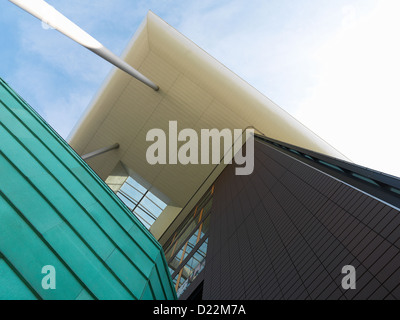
[2,11,400,300]
[68,12,400,300]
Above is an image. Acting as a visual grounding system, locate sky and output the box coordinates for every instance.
[1,0,399,178]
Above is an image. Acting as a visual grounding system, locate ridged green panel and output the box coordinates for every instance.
[0,78,176,300]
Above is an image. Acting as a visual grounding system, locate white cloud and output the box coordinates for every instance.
[294,0,400,177]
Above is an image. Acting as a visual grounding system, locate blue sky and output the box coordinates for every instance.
[1,0,400,178]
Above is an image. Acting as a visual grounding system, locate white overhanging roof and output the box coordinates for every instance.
[68,11,348,208]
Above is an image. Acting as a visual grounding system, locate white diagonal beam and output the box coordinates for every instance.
[9,0,159,91]
[81,143,120,161]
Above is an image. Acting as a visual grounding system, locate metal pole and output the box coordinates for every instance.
[9,0,159,91]
[81,143,120,161]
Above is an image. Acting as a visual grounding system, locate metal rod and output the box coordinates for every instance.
[132,190,149,214]
[9,0,159,91]
[81,143,119,160]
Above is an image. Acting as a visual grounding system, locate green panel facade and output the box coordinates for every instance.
[0,78,176,300]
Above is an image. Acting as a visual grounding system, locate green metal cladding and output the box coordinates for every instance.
[0,78,177,300]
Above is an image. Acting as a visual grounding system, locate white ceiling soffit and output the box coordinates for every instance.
[68,11,348,207]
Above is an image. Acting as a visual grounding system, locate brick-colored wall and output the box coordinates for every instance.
[203,139,400,300]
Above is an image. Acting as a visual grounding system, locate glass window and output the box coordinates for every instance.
[304,154,314,161]
[318,160,345,173]
[351,172,380,187]
[289,148,301,156]
[176,239,208,298]
[116,177,167,229]
[165,186,214,296]
[164,190,213,260]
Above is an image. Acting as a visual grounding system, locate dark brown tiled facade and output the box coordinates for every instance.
[202,139,400,300]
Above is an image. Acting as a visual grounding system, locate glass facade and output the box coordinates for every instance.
[117,177,168,229]
[164,186,214,298]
